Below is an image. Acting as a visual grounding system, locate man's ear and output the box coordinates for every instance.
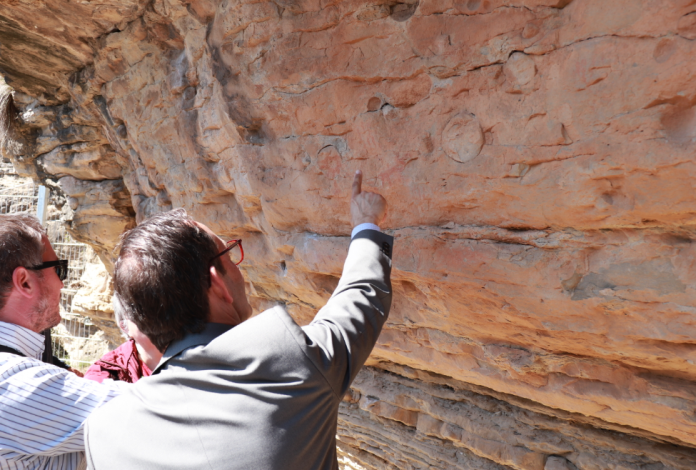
[12,267,38,299]
[209,266,234,304]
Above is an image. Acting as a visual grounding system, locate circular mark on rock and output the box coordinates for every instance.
[661,100,696,146]
[653,38,677,63]
[467,0,481,10]
[367,96,382,112]
[390,1,418,22]
[504,52,536,86]
[442,113,484,163]
[677,11,696,39]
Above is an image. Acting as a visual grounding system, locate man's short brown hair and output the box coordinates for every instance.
[114,209,225,352]
[0,214,45,310]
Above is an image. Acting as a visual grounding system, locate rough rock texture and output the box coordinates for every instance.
[71,256,124,347]
[2,0,696,468]
[338,365,696,470]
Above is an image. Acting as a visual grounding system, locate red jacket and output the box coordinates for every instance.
[84,339,152,383]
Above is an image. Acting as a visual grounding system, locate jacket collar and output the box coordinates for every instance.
[153,323,233,374]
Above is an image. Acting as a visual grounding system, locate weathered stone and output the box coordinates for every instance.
[40,143,122,181]
[338,366,696,470]
[56,177,134,269]
[442,113,485,163]
[544,456,577,470]
[70,255,122,346]
[2,1,696,468]
[677,12,696,39]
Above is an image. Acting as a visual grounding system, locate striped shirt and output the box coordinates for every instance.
[0,321,126,470]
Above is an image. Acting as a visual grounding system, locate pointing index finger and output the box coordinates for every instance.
[352,170,362,198]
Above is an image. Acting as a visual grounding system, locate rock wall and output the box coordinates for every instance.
[2,1,696,468]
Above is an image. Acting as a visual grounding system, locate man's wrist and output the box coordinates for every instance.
[351,223,381,239]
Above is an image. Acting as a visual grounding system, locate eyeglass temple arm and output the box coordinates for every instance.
[237,240,244,264]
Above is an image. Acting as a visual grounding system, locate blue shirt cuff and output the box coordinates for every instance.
[351,223,381,239]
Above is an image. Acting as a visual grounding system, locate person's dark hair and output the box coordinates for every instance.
[114,208,225,352]
[0,214,45,311]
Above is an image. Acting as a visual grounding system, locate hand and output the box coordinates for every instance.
[351,170,387,227]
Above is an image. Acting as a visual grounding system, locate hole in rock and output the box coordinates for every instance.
[367,97,382,112]
[600,193,614,205]
[390,1,418,22]
[116,124,127,139]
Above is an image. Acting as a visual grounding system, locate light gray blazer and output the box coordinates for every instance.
[85,229,393,470]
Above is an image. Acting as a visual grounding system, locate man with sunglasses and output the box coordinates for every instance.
[85,171,392,470]
[0,214,126,470]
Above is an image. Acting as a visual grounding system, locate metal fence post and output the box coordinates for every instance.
[37,185,49,226]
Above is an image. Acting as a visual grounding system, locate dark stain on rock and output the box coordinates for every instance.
[466,0,481,11]
[116,125,127,139]
[182,86,197,111]
[660,97,696,147]
[572,260,685,301]
[92,95,113,126]
[390,1,418,22]
[183,107,202,156]
[242,124,265,146]
[660,233,694,246]
[209,41,267,145]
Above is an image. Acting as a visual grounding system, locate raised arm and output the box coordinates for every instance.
[302,171,392,397]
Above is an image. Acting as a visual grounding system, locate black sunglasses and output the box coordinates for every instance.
[27,260,69,281]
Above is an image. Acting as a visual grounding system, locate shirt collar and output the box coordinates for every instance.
[0,321,45,359]
[153,323,233,374]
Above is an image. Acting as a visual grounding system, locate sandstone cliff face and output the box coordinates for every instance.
[2,1,696,468]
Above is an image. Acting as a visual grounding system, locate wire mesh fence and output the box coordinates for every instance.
[0,163,38,214]
[0,160,109,370]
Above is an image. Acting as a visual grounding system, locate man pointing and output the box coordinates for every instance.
[85,171,393,470]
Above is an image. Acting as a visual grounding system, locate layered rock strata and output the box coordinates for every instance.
[337,365,696,470]
[1,0,696,468]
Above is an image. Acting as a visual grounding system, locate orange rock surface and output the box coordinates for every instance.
[2,0,696,468]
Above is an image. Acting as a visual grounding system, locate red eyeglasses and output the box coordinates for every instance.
[209,239,244,266]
